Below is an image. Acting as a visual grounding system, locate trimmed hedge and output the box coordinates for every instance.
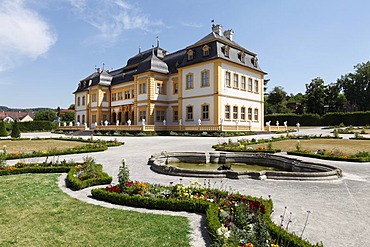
[18,121,58,132]
[66,164,112,190]
[0,166,72,176]
[266,111,370,126]
[91,188,321,247]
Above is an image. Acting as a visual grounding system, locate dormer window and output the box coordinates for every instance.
[239,52,246,63]
[187,49,194,61]
[202,45,210,56]
[251,57,258,67]
[222,45,230,57]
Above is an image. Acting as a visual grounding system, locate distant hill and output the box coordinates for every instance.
[0,106,53,112]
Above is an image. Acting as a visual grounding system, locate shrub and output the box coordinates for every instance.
[66,162,112,190]
[0,121,8,137]
[118,158,130,185]
[11,121,21,138]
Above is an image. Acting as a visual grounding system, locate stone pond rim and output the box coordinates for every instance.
[148,152,343,181]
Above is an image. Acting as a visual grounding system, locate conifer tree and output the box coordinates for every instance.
[11,121,21,138]
[0,121,7,137]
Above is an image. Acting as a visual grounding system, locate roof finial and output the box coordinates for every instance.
[211,19,215,27]
[139,46,141,53]
[102,63,105,70]
[151,45,155,55]
[156,36,159,48]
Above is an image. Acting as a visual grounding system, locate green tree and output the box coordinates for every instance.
[287,93,306,114]
[34,109,57,122]
[11,121,20,138]
[337,61,370,111]
[68,104,75,110]
[265,86,289,114]
[305,78,326,115]
[60,111,75,122]
[324,83,346,112]
[0,121,8,137]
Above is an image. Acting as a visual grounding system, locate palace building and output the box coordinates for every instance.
[73,24,266,131]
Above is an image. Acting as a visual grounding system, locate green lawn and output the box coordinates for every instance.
[0,174,190,247]
[0,139,84,153]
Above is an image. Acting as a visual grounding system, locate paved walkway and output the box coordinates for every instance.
[17,129,370,247]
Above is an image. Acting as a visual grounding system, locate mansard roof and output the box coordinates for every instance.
[74,24,266,93]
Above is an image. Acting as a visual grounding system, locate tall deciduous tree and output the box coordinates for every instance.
[337,61,370,111]
[324,83,346,112]
[266,86,289,114]
[305,77,326,115]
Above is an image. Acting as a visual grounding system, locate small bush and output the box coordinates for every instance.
[66,163,112,190]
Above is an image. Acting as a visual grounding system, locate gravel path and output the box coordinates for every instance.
[15,129,370,247]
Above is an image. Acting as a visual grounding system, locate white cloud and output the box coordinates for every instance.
[181,22,203,28]
[68,0,163,42]
[0,0,56,72]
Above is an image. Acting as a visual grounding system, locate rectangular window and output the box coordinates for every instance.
[173,82,178,94]
[124,90,130,99]
[156,82,165,94]
[132,89,135,98]
[201,71,209,87]
[139,83,147,94]
[92,94,97,102]
[225,72,231,87]
[186,74,193,89]
[103,93,107,102]
[241,107,246,120]
[225,105,230,120]
[241,76,246,90]
[118,92,123,100]
[139,111,146,121]
[248,78,253,92]
[143,83,146,93]
[82,96,85,105]
[111,93,116,101]
[248,108,252,121]
[233,74,239,88]
[254,108,259,121]
[156,110,165,122]
[186,106,193,120]
[92,115,96,123]
[254,80,259,93]
[77,97,80,106]
[202,105,209,120]
[173,110,178,122]
[233,106,238,119]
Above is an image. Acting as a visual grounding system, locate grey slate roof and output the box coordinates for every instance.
[137,49,169,74]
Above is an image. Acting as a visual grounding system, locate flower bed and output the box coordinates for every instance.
[287,150,370,162]
[0,160,75,176]
[91,180,321,247]
[66,157,112,190]
[0,137,124,160]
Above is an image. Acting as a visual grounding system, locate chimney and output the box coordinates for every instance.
[212,24,223,36]
[224,29,234,41]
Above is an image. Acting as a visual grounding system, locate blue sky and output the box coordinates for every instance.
[1,0,369,109]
